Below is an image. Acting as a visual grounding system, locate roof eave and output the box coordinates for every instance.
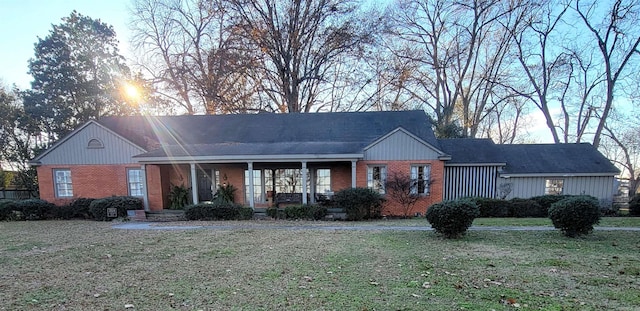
[500,172,619,178]
[445,162,506,167]
[134,153,364,164]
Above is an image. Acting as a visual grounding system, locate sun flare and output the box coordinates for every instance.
[122,82,142,102]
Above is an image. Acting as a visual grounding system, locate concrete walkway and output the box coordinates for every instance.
[112,222,640,232]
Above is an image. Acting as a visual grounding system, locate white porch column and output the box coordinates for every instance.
[248,162,255,208]
[301,161,308,205]
[140,164,149,211]
[309,168,316,204]
[351,160,357,188]
[190,163,198,204]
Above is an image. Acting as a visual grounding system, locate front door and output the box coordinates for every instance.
[197,169,214,201]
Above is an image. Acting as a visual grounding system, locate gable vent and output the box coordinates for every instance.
[87,138,104,149]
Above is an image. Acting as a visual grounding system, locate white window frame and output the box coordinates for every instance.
[410,165,431,195]
[367,165,387,194]
[315,168,332,194]
[54,169,73,198]
[127,168,144,197]
[545,179,564,195]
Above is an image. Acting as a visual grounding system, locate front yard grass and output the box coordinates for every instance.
[1,220,639,310]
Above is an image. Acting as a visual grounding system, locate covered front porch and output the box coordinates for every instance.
[140,159,359,210]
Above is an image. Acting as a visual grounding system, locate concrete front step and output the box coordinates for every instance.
[145,210,186,222]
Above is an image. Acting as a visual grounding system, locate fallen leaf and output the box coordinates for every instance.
[124,304,134,309]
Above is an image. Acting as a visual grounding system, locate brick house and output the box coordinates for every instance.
[30,110,620,215]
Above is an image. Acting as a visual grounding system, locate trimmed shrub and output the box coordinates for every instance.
[266,207,285,219]
[510,198,545,218]
[426,199,479,238]
[471,197,512,217]
[283,204,328,220]
[184,201,251,220]
[548,196,600,237]
[42,198,96,220]
[333,187,384,221]
[68,198,96,219]
[0,199,20,221]
[90,196,144,221]
[629,194,640,216]
[17,199,55,220]
[238,206,254,220]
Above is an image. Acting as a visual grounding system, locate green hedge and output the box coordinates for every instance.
[90,196,144,221]
[17,199,56,220]
[426,199,479,239]
[470,197,511,217]
[266,204,328,220]
[333,187,384,221]
[548,196,600,237]
[469,195,589,218]
[0,199,19,221]
[629,194,640,216]
[510,198,545,218]
[184,202,253,220]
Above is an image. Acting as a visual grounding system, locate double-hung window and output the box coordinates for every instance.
[315,169,331,194]
[545,179,564,195]
[367,165,387,194]
[127,168,144,197]
[54,169,73,197]
[410,165,431,195]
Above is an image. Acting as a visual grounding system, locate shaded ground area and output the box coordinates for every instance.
[113,221,640,231]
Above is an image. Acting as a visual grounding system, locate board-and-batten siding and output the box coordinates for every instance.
[498,176,616,203]
[443,166,500,200]
[364,130,440,160]
[37,122,145,165]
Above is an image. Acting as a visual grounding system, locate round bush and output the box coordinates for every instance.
[426,199,479,238]
[333,187,384,221]
[548,196,600,237]
[629,194,640,216]
[90,196,143,221]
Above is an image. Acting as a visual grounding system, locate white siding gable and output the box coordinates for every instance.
[36,122,146,165]
[364,128,443,160]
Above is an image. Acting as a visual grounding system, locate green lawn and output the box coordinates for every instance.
[1,220,639,310]
[472,216,640,227]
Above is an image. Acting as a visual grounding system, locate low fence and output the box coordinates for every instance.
[0,188,37,200]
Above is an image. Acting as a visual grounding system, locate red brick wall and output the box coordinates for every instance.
[37,164,143,207]
[331,163,352,191]
[356,160,444,216]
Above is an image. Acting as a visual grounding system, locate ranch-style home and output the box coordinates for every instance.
[30,110,620,216]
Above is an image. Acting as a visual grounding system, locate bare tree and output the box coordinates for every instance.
[230,0,375,113]
[385,172,422,217]
[601,111,640,194]
[386,0,529,137]
[510,2,573,143]
[130,0,259,114]
[574,0,640,148]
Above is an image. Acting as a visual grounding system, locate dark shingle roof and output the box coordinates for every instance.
[98,110,438,158]
[498,143,619,175]
[437,138,506,164]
